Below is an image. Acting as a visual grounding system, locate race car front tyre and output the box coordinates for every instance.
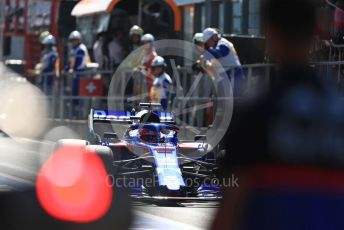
[86,145,114,176]
[55,139,88,149]
[55,140,113,175]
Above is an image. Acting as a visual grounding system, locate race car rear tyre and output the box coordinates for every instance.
[86,145,114,176]
[55,139,88,149]
[216,149,226,163]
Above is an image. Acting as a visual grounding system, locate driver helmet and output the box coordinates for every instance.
[140,125,159,143]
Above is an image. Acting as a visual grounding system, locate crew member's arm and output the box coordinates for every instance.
[42,54,57,73]
[74,49,86,71]
[55,57,60,77]
[68,56,75,73]
[203,58,215,79]
[150,78,159,100]
[208,44,230,59]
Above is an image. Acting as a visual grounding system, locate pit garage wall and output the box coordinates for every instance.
[179,0,265,65]
[179,0,262,39]
[3,0,62,74]
[4,36,25,60]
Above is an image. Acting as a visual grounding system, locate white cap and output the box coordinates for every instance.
[141,33,155,42]
[68,30,82,40]
[193,33,204,43]
[151,56,166,67]
[42,35,56,45]
[203,28,218,43]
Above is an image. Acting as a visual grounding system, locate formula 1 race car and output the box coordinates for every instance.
[57,103,222,201]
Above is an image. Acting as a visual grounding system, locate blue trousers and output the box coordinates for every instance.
[226,67,244,96]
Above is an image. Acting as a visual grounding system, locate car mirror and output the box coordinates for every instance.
[104,132,118,140]
[194,135,207,142]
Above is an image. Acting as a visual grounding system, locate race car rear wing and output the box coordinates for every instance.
[92,109,132,123]
[89,109,175,128]
[139,102,161,110]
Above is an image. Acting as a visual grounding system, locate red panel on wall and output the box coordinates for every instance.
[24,34,41,72]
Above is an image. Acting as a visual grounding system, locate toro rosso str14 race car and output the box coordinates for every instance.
[57,103,222,201]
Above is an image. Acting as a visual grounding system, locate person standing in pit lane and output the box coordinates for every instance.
[203,28,244,96]
[38,35,59,96]
[129,25,144,52]
[66,31,90,116]
[66,30,90,96]
[149,56,173,111]
[93,32,106,69]
[191,32,216,127]
[133,33,158,98]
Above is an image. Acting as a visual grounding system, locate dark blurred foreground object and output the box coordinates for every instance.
[333,0,344,44]
[0,188,132,230]
[212,0,344,229]
[4,59,25,76]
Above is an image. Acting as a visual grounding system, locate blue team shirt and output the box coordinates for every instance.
[70,43,89,72]
[41,49,58,73]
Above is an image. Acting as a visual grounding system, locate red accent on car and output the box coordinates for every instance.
[155,147,174,153]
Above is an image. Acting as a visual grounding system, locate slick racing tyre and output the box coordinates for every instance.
[55,139,88,149]
[216,149,226,163]
[55,140,113,175]
[86,145,114,176]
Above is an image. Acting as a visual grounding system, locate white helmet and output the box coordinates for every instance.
[203,28,218,43]
[39,31,51,43]
[68,30,82,40]
[193,33,204,44]
[42,35,56,45]
[130,25,144,36]
[141,33,155,42]
[151,56,166,67]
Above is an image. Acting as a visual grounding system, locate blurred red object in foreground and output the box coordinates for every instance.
[36,146,113,223]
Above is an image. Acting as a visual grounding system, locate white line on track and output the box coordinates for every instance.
[133,210,204,230]
[0,172,34,186]
[0,162,37,177]
[130,229,155,230]
[0,184,15,191]
[13,137,55,145]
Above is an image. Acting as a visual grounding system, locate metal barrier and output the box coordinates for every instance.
[35,61,344,127]
[313,39,344,83]
[328,42,344,82]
